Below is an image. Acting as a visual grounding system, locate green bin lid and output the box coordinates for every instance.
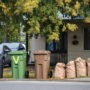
[9,50,26,55]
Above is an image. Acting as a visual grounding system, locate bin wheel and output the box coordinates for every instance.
[8,63,11,67]
[25,70,29,78]
[48,70,53,78]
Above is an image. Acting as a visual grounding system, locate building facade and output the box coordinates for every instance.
[30,23,90,65]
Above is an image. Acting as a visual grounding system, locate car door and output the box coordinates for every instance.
[2,45,11,66]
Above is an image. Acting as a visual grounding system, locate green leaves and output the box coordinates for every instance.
[56,0,90,17]
[15,0,40,14]
[66,23,78,31]
[26,1,63,41]
[84,14,90,23]
[0,0,40,42]
[28,17,40,34]
[0,0,89,43]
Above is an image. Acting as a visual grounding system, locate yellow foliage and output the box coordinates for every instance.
[55,0,64,7]
[0,3,6,9]
[23,0,38,13]
[28,18,40,34]
[74,1,81,10]
[15,0,39,14]
[34,22,40,33]
[14,9,20,15]
[0,3,8,15]
[64,0,71,3]
[62,25,66,32]
[84,18,90,23]
[72,9,77,16]
[84,14,90,23]
[66,23,78,31]
[48,32,59,41]
[84,0,89,5]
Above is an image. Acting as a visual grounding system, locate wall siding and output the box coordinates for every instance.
[68,25,90,61]
[29,36,46,62]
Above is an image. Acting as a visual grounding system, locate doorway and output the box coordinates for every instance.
[59,31,68,64]
[46,32,68,65]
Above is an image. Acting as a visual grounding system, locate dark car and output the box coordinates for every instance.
[0,42,26,67]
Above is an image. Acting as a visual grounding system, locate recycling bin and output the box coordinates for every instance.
[9,51,26,79]
[0,56,3,78]
[34,50,50,79]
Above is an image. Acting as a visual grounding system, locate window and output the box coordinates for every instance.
[46,32,67,53]
[46,32,68,64]
[46,40,60,53]
[84,28,90,50]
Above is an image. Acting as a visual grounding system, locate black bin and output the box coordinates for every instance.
[0,56,3,78]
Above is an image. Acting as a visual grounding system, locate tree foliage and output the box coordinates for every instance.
[55,0,90,21]
[27,0,63,41]
[0,0,40,42]
[25,0,90,41]
[0,0,90,42]
[26,0,79,41]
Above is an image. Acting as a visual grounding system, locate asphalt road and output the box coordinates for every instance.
[0,80,90,90]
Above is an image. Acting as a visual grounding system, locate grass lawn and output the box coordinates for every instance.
[3,66,35,79]
[3,68,12,78]
[2,65,56,80]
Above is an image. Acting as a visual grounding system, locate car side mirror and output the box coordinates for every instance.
[18,43,25,50]
[3,45,11,53]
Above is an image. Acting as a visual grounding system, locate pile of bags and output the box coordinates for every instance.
[54,57,90,79]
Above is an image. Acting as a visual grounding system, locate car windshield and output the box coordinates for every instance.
[4,43,20,51]
[0,43,26,54]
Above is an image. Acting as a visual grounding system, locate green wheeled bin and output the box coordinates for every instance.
[9,50,26,79]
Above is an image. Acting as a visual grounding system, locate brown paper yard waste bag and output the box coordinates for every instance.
[66,60,76,79]
[54,63,65,79]
[75,57,87,77]
[87,58,90,77]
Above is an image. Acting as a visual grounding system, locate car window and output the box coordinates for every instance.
[6,43,19,51]
[0,43,26,53]
[0,44,3,54]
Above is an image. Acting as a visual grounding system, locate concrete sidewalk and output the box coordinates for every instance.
[66,78,90,82]
[0,80,90,90]
[0,77,90,82]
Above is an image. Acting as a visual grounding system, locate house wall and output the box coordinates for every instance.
[68,24,90,61]
[29,36,46,62]
[29,24,90,63]
[29,36,60,64]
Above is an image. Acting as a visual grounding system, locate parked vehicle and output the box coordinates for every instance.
[0,42,26,67]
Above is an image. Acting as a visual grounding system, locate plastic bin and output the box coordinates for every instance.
[0,56,3,78]
[34,50,50,79]
[9,51,26,79]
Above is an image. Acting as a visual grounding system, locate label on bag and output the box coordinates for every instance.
[12,56,20,64]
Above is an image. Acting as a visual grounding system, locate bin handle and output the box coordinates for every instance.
[12,56,20,64]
